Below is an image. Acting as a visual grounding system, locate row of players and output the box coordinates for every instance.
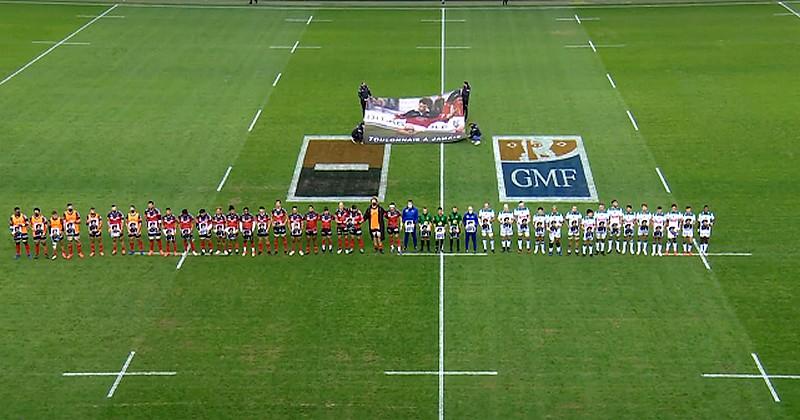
[8,199,716,259]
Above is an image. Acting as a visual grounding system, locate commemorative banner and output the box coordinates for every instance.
[363,90,466,144]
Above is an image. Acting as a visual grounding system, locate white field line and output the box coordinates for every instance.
[64,371,176,376]
[439,10,446,420]
[606,73,617,88]
[306,15,313,25]
[272,72,282,87]
[778,1,800,18]
[107,351,135,398]
[285,17,332,22]
[774,12,794,15]
[401,252,488,257]
[556,16,599,21]
[290,40,299,54]
[421,19,466,22]
[662,252,752,257]
[574,13,582,24]
[175,250,189,270]
[216,166,233,192]
[703,373,800,379]
[692,238,712,270]
[313,163,369,171]
[655,167,672,193]
[588,40,597,52]
[752,353,781,402]
[247,108,262,132]
[385,371,498,376]
[626,110,640,131]
[32,41,90,45]
[76,14,124,18]
[564,44,626,49]
[417,46,471,49]
[0,3,117,87]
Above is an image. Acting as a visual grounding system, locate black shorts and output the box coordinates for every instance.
[321,228,332,237]
[337,226,347,236]
[227,231,238,240]
[148,230,161,239]
[257,229,269,238]
[166,234,176,242]
[274,226,287,236]
[306,229,318,237]
[350,228,362,236]
[13,233,28,243]
[242,231,253,240]
[199,232,211,239]
[215,228,225,239]
[291,230,303,238]
[33,235,46,242]
[128,232,141,238]
[370,228,381,238]
[387,226,399,235]
[89,231,102,238]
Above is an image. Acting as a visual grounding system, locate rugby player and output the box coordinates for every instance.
[595,203,609,255]
[30,208,48,259]
[418,207,433,253]
[533,207,547,255]
[288,206,304,256]
[107,205,124,255]
[364,198,385,254]
[697,205,715,254]
[565,205,582,256]
[463,206,479,253]
[145,201,164,256]
[213,207,227,255]
[225,205,240,255]
[196,209,213,255]
[335,202,348,254]
[320,207,334,253]
[637,203,652,256]
[86,207,104,257]
[498,204,514,253]
[384,203,402,254]
[348,204,365,254]
[402,200,419,252]
[547,205,564,256]
[239,207,255,257]
[682,205,696,255]
[256,206,271,255]
[651,206,666,256]
[448,206,461,253]
[126,205,143,255]
[179,209,198,255]
[608,199,624,254]
[433,207,447,253]
[305,205,319,255]
[49,210,64,260]
[666,204,682,255]
[272,200,288,255]
[9,207,30,259]
[513,201,531,253]
[581,208,596,257]
[162,208,178,255]
[622,205,636,255]
[478,202,495,253]
[63,204,84,259]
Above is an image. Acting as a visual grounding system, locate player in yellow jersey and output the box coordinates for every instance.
[9,207,30,259]
[49,210,64,260]
[63,203,84,259]
[127,205,144,255]
[30,208,49,259]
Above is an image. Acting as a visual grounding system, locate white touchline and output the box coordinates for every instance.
[247,109,262,132]
[272,72,282,87]
[107,351,135,398]
[588,39,597,52]
[703,373,800,379]
[385,371,498,376]
[606,73,616,88]
[31,41,90,45]
[752,353,781,402]
[564,44,625,49]
[421,19,466,22]
[64,371,177,376]
[175,250,189,270]
[692,238,711,271]
[306,15,313,24]
[0,3,118,87]
[216,166,233,192]
[655,167,671,193]
[76,14,125,18]
[626,110,639,131]
[417,46,471,49]
[779,1,800,19]
[439,7,446,420]
[401,252,488,257]
[290,40,300,54]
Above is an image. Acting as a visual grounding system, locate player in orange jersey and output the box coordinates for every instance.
[86,207,104,256]
[9,207,30,259]
[30,208,48,259]
[49,210,64,260]
[63,203,84,259]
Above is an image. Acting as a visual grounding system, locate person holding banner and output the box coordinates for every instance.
[358,82,372,116]
[402,200,419,252]
[461,81,471,118]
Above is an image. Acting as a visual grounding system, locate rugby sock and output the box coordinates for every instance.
[482,239,487,251]
[15,243,20,256]
[490,240,495,251]
[282,238,288,252]
[274,239,279,252]
[98,241,103,253]
[35,243,40,256]
[358,238,364,250]
[137,239,144,252]
[517,239,522,250]
[24,243,30,255]
[149,241,154,252]
[642,242,648,255]
[67,243,73,257]
[158,239,163,251]
[526,240,531,250]
[90,242,95,254]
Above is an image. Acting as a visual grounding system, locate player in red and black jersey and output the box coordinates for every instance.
[385,202,402,254]
[179,209,197,255]
[320,207,334,253]
[255,207,271,255]
[145,201,164,256]
[162,208,178,255]
[304,205,319,255]
[196,209,213,255]
[347,204,365,254]
[225,205,240,255]
[107,205,124,255]
[334,202,348,254]
[288,206,304,256]
[240,207,256,257]
[212,207,226,255]
[271,200,288,254]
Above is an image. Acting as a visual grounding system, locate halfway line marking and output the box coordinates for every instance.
[655,167,671,193]
[32,41,90,45]
[692,238,711,271]
[77,14,125,18]
[63,371,177,377]
[247,109,262,132]
[385,371,498,376]
[417,46,471,49]
[216,166,233,192]
[107,351,135,398]
[401,252,487,257]
[272,72,282,87]
[626,110,639,131]
[703,373,800,379]
[752,353,781,402]
[778,1,800,18]
[290,40,299,54]
[175,250,188,270]
[606,73,617,88]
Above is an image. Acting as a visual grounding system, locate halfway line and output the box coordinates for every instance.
[606,73,616,88]
[385,371,498,376]
[64,371,176,376]
[752,352,781,402]
[175,250,189,270]
[692,238,711,271]
[778,1,800,19]
[272,72,282,87]
[703,373,800,379]
[32,41,90,45]
[247,109,262,132]
[216,166,233,192]
[107,351,135,398]
[626,110,639,131]
[655,167,671,193]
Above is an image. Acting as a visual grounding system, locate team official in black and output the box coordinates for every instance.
[358,82,372,116]
[460,81,471,119]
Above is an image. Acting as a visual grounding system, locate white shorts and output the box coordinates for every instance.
[583,232,594,242]
[500,225,513,237]
[110,229,122,238]
[597,230,607,240]
[638,226,649,237]
[682,228,694,238]
[481,226,493,237]
[699,229,711,238]
[667,227,678,239]
[548,229,561,242]
[517,226,530,238]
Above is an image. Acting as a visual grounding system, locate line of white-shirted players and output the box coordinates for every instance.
[478,199,715,256]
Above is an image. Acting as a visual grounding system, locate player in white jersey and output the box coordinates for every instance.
[622,205,637,255]
[650,206,666,256]
[498,204,515,253]
[665,204,682,255]
[532,207,547,255]
[513,201,531,253]
[697,205,715,254]
[581,209,596,256]
[682,206,697,255]
[636,203,652,255]
[607,199,624,254]
[546,205,564,256]
[595,203,609,255]
[565,206,582,256]
[478,202,495,253]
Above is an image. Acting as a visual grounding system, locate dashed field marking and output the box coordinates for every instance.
[290,40,299,53]
[32,41,90,45]
[778,1,800,18]
[216,165,233,192]
[247,109,262,132]
[269,44,321,51]
[63,351,176,398]
[556,15,599,22]
[385,371,498,376]
[0,4,118,87]
[417,46,471,49]
[272,72,282,87]
[564,43,625,49]
[175,250,189,270]
[76,14,124,18]
[626,110,640,131]
[606,73,617,88]
[655,167,671,193]
[692,238,711,270]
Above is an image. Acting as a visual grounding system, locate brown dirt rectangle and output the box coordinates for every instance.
[303,140,384,168]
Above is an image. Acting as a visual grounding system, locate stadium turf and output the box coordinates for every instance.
[1,1,800,418]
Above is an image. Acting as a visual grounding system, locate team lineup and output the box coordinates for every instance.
[9,198,716,260]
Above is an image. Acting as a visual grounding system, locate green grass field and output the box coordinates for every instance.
[2,0,800,418]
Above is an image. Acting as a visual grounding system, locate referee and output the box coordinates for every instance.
[358,82,372,116]
[460,80,471,119]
